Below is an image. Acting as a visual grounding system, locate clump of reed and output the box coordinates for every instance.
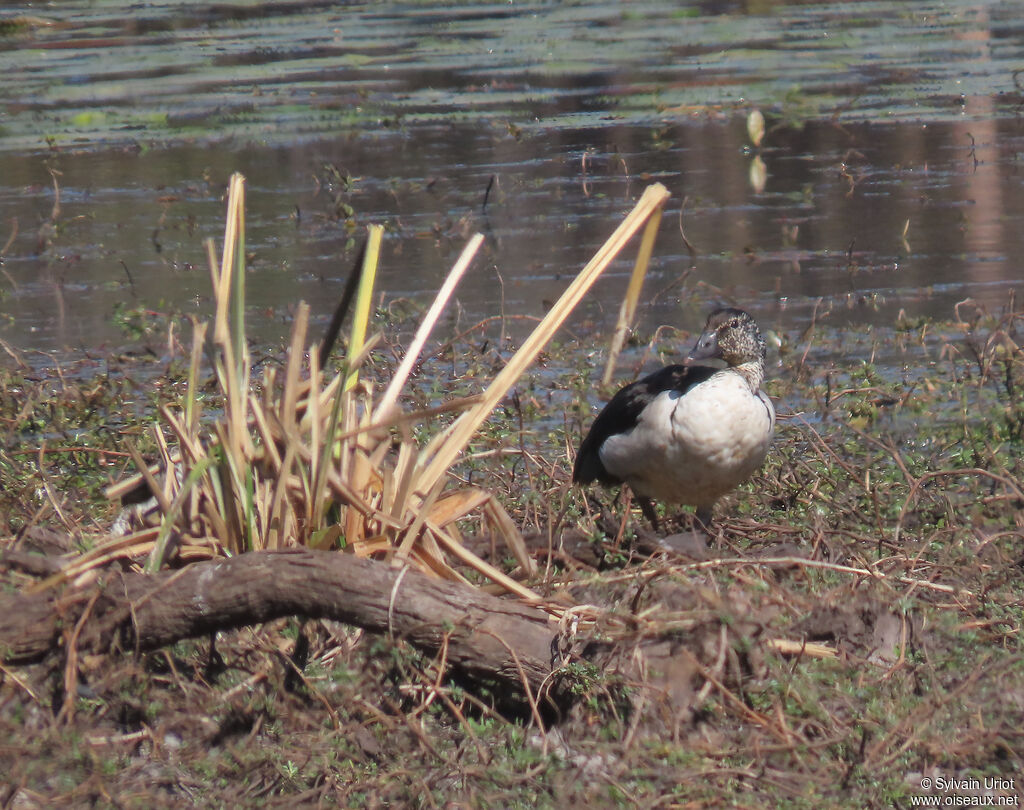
[50,174,669,599]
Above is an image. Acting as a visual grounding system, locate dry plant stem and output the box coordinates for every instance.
[376,233,484,420]
[56,588,101,725]
[427,519,542,603]
[227,174,247,383]
[0,660,42,703]
[26,529,161,594]
[416,182,671,497]
[281,303,309,443]
[124,443,172,517]
[0,336,29,369]
[677,195,698,262]
[86,729,153,748]
[894,467,1024,546]
[765,638,837,660]
[602,203,664,386]
[605,556,972,597]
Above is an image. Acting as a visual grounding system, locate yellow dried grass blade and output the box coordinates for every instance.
[281,303,310,441]
[103,471,147,503]
[249,395,282,470]
[414,531,471,583]
[207,235,231,356]
[343,387,381,544]
[159,407,204,467]
[765,639,837,659]
[151,425,175,505]
[601,201,663,386]
[349,534,392,557]
[344,458,368,543]
[211,173,247,384]
[177,544,220,562]
[375,233,483,420]
[335,385,355,494]
[426,520,543,602]
[382,434,418,530]
[308,341,321,523]
[311,364,346,535]
[227,174,247,382]
[426,487,492,527]
[207,174,254,468]
[28,528,161,593]
[483,496,534,576]
[124,442,172,517]
[212,422,247,553]
[250,466,269,549]
[394,476,445,563]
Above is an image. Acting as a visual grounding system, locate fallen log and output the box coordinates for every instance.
[0,548,561,704]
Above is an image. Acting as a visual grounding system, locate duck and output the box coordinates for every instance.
[573,307,774,532]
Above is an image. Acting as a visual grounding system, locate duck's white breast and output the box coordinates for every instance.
[598,370,774,507]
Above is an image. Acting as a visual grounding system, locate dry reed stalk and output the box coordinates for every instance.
[375,233,484,420]
[601,202,664,386]
[764,638,838,659]
[27,528,161,593]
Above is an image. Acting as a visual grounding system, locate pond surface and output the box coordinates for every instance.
[2,0,1024,372]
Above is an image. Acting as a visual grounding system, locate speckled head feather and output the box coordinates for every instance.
[687,307,766,367]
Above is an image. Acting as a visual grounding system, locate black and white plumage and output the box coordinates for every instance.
[573,308,775,530]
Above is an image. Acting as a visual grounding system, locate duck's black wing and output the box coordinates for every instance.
[572,364,718,485]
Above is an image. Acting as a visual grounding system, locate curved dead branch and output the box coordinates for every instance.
[0,549,559,703]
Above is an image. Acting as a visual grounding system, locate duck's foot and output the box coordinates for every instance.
[648,506,715,558]
[655,529,711,560]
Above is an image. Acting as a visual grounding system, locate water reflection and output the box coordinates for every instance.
[0,1,1023,360]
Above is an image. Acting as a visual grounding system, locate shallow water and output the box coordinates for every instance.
[1,0,1024,366]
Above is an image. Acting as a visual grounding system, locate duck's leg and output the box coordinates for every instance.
[637,495,660,532]
[694,505,714,535]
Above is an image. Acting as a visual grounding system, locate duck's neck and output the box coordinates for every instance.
[730,359,765,392]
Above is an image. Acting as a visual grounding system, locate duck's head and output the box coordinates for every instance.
[687,307,766,367]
